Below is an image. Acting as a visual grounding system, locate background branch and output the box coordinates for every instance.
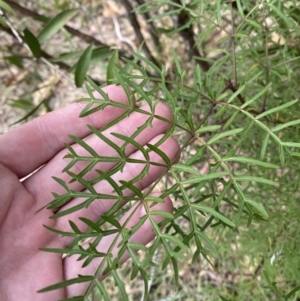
[5,0,133,61]
[121,0,160,67]
[0,23,103,86]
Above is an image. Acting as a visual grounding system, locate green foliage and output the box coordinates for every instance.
[2,0,300,300]
[23,28,41,58]
[75,44,93,87]
[37,8,78,43]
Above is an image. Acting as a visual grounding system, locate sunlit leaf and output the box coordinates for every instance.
[75,44,93,87]
[106,49,119,84]
[272,119,300,132]
[196,125,221,134]
[0,0,14,14]
[208,128,243,144]
[235,176,277,186]
[38,275,94,292]
[245,199,268,219]
[181,172,229,185]
[223,157,278,169]
[256,99,298,119]
[192,204,236,228]
[37,9,78,43]
[23,28,41,59]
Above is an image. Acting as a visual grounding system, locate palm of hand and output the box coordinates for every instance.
[0,85,179,300]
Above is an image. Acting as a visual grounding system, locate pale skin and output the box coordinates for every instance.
[0,85,180,300]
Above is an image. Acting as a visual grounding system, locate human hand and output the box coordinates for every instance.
[0,85,179,300]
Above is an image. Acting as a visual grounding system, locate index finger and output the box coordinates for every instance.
[0,85,130,178]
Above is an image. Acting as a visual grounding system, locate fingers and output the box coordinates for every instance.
[23,102,173,211]
[0,163,38,230]
[0,85,130,178]
[63,193,173,297]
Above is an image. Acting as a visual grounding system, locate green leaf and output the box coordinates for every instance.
[75,44,93,87]
[172,164,201,175]
[245,199,268,219]
[223,157,278,169]
[179,109,194,131]
[0,14,7,28]
[235,176,278,186]
[172,48,182,76]
[241,83,272,109]
[282,142,300,148]
[196,125,221,134]
[196,229,218,255]
[267,3,294,27]
[60,296,88,301]
[51,49,84,62]
[161,233,188,251]
[69,220,81,234]
[171,256,179,290]
[219,295,232,301]
[181,172,230,185]
[285,284,300,299]
[68,134,99,157]
[9,99,34,110]
[38,275,94,292]
[89,127,124,158]
[4,55,23,69]
[37,9,78,43]
[133,52,161,74]
[139,268,149,301]
[208,128,243,144]
[66,47,112,72]
[95,280,110,301]
[150,210,174,220]
[192,204,236,228]
[111,132,149,161]
[0,0,15,14]
[23,28,41,59]
[260,132,270,161]
[256,99,298,119]
[127,242,147,252]
[234,0,243,18]
[272,119,300,132]
[146,143,171,165]
[79,217,102,233]
[244,19,262,29]
[107,49,119,84]
[144,195,165,204]
[111,267,128,301]
[101,215,121,229]
[223,111,239,130]
[119,180,143,198]
[227,85,246,103]
[10,98,46,125]
[262,270,283,298]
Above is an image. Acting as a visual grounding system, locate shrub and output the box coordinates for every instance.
[1,0,300,300]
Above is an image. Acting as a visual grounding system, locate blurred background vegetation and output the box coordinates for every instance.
[1,0,300,300]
